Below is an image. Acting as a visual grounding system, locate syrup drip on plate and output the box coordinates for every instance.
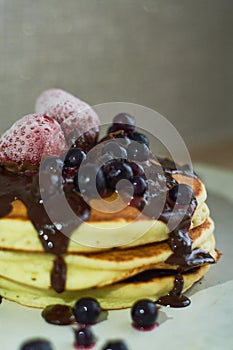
[42,304,75,325]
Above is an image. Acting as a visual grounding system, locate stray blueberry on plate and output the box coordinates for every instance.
[19,338,53,350]
[73,325,96,348]
[101,339,129,350]
[131,299,158,329]
[73,297,101,325]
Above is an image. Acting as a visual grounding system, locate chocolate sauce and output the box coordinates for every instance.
[158,157,198,178]
[42,304,75,325]
[0,166,90,292]
[139,158,215,307]
[51,256,67,293]
[157,271,190,308]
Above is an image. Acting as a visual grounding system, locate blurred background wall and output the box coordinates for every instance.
[0,0,232,168]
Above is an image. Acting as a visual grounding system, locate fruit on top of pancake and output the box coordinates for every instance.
[73,297,102,325]
[111,112,135,134]
[131,299,158,329]
[101,340,129,350]
[35,88,100,150]
[0,114,67,172]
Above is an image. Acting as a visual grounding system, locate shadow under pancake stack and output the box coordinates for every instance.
[0,89,219,312]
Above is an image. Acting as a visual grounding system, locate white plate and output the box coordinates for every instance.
[1,164,233,350]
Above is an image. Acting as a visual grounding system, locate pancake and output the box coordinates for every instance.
[0,217,215,289]
[0,215,218,308]
[0,175,209,253]
[0,160,218,309]
[0,264,212,309]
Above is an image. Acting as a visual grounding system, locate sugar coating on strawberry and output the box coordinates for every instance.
[0,114,67,168]
[35,89,100,144]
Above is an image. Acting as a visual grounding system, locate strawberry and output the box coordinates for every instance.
[35,89,100,148]
[0,114,67,172]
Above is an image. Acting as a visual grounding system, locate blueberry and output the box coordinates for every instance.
[114,134,131,147]
[101,340,128,350]
[20,338,53,350]
[131,176,147,196]
[103,160,133,190]
[130,196,146,211]
[128,161,145,177]
[73,297,101,324]
[127,142,150,162]
[112,113,135,133]
[102,141,127,159]
[129,132,149,147]
[64,147,86,168]
[73,326,96,347]
[74,164,107,198]
[168,184,194,206]
[131,299,158,328]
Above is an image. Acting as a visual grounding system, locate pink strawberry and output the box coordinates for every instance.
[0,114,67,171]
[35,89,100,148]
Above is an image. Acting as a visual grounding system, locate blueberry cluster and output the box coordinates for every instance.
[36,112,196,238]
[61,113,151,204]
[20,296,159,349]
[37,113,153,209]
[72,297,158,348]
[71,297,129,349]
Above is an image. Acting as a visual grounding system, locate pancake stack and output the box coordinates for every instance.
[0,90,219,310]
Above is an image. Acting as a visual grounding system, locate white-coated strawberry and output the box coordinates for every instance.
[0,114,67,170]
[35,89,100,146]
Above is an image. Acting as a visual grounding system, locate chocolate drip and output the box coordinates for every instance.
[0,166,90,292]
[51,256,67,293]
[167,246,215,270]
[158,157,197,178]
[157,271,190,308]
[139,158,214,307]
